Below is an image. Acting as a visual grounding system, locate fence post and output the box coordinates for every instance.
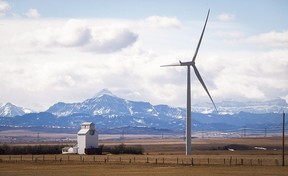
[129,159,132,163]
[146,157,149,163]
[229,157,232,166]
[155,158,157,164]
[177,158,178,165]
[43,155,45,162]
[20,155,22,161]
[162,158,164,164]
[134,157,135,163]
[120,157,121,162]
[208,158,210,165]
[241,159,243,165]
[224,158,226,165]
[191,158,194,166]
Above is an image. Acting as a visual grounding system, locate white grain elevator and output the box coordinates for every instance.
[77,122,98,154]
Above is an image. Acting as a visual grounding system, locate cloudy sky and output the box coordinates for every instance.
[0,0,287,111]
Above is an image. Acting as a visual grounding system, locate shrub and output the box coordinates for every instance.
[0,144,68,155]
[102,143,144,154]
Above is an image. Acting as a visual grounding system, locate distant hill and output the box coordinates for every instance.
[1,89,287,134]
[192,98,287,114]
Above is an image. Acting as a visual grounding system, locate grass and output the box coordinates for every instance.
[1,136,288,175]
[0,162,288,176]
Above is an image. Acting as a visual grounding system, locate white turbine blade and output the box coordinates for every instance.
[192,65,218,112]
[160,63,181,67]
[192,9,210,63]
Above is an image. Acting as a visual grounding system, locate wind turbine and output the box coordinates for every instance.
[161,9,217,155]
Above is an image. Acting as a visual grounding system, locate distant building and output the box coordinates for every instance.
[77,122,99,154]
[62,146,77,154]
[62,122,100,155]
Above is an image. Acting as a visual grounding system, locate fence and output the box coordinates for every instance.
[0,155,286,166]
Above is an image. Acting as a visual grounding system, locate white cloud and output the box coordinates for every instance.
[211,49,288,101]
[217,13,235,22]
[45,19,92,47]
[144,16,181,28]
[11,19,138,53]
[1,17,287,111]
[246,31,288,47]
[0,0,10,16]
[86,28,138,53]
[25,8,41,18]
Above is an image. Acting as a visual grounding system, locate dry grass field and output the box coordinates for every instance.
[1,162,288,176]
[1,136,288,175]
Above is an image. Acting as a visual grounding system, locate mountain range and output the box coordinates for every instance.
[0,103,32,117]
[0,89,287,133]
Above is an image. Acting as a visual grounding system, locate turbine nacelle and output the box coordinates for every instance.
[179,60,195,66]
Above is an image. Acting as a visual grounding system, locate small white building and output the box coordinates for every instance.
[62,145,78,154]
[77,122,99,154]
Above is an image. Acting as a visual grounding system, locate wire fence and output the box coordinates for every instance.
[0,155,286,166]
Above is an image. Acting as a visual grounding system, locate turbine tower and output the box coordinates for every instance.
[161,9,217,155]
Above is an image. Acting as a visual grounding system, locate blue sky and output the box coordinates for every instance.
[7,0,288,30]
[0,0,287,111]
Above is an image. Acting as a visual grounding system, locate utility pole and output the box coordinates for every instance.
[282,112,285,166]
[183,130,186,141]
[37,132,40,143]
[120,129,124,141]
[242,126,246,138]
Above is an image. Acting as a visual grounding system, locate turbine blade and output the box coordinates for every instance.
[192,65,218,112]
[192,9,210,63]
[160,63,181,67]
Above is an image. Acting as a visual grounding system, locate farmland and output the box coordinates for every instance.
[1,136,288,175]
[1,162,288,176]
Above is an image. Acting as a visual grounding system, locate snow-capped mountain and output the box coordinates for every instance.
[0,103,32,117]
[1,89,286,133]
[45,89,187,129]
[47,89,174,118]
[192,98,288,114]
[93,88,116,98]
[47,89,287,117]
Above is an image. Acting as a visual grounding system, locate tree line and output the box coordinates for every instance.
[0,144,144,155]
[0,144,67,155]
